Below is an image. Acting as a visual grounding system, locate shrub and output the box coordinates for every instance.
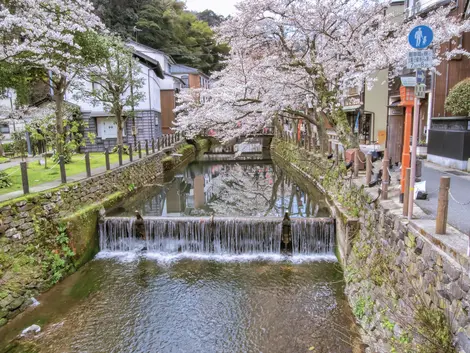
[445,78,470,116]
[111,145,129,155]
[0,170,12,188]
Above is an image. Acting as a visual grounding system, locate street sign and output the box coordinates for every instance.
[408,25,433,49]
[401,77,416,87]
[407,50,433,69]
[416,70,426,85]
[415,84,426,98]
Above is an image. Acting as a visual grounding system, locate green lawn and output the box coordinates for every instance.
[0,152,129,195]
[0,157,10,164]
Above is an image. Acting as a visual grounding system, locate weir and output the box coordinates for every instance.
[99,216,335,256]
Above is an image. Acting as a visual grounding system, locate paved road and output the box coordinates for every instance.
[415,162,470,235]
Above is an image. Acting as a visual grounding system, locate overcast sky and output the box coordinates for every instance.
[185,0,238,16]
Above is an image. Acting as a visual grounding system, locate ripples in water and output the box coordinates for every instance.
[0,258,363,353]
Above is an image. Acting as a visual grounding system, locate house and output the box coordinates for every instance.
[68,41,185,152]
[426,0,470,170]
[0,90,18,144]
[127,41,186,135]
[170,64,211,89]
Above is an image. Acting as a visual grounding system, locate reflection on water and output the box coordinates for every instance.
[0,258,363,353]
[110,161,330,218]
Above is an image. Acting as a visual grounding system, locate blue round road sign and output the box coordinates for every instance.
[408,25,433,49]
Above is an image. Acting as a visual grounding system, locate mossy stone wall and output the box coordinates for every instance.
[273,138,470,353]
[0,146,179,326]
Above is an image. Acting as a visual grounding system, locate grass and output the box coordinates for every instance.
[0,157,10,164]
[0,152,129,195]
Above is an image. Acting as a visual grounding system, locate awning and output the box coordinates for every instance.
[342,104,361,112]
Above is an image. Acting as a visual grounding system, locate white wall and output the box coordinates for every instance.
[68,61,161,116]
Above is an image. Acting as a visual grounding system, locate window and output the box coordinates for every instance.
[0,123,9,134]
[96,117,125,139]
[181,75,189,87]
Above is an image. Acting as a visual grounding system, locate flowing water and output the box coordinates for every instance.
[0,159,364,353]
[99,217,335,256]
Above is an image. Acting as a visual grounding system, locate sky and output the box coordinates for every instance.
[185,0,238,16]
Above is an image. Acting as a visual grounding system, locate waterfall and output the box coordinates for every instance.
[99,217,335,256]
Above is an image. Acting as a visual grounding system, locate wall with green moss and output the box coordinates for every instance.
[0,142,192,327]
[272,138,470,353]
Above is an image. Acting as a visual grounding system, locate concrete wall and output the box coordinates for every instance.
[273,138,470,353]
[0,141,192,326]
[364,69,389,144]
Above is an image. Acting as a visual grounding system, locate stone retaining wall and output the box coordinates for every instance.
[0,142,194,326]
[272,139,470,353]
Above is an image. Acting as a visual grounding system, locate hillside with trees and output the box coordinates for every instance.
[92,0,229,74]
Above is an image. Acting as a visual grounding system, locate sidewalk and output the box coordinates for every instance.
[0,159,131,203]
[415,161,470,235]
[0,156,42,171]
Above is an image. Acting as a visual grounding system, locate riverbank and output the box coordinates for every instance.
[0,139,202,327]
[272,138,470,353]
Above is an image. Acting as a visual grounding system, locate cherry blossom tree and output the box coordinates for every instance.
[0,0,106,157]
[175,0,470,147]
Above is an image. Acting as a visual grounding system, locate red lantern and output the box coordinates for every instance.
[399,86,415,106]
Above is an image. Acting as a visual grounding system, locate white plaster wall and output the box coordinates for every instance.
[68,61,161,115]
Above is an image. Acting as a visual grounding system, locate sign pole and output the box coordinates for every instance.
[408,96,421,219]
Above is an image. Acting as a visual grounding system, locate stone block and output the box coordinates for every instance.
[8,297,24,310]
[457,331,470,353]
[5,228,18,238]
[19,203,34,212]
[461,277,470,293]
[448,281,466,301]
[444,260,461,281]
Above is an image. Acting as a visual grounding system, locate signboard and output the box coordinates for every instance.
[407,50,433,69]
[401,76,416,87]
[415,84,426,99]
[416,70,426,85]
[389,106,404,116]
[408,25,433,49]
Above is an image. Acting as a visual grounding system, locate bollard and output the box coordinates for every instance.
[20,161,29,194]
[335,143,339,165]
[118,145,123,166]
[85,152,91,177]
[138,141,142,159]
[436,176,451,234]
[403,168,411,216]
[157,138,161,151]
[105,148,110,171]
[328,140,332,155]
[129,145,133,162]
[366,153,372,185]
[152,138,155,153]
[381,148,389,200]
[145,140,149,156]
[59,156,67,184]
[354,149,360,178]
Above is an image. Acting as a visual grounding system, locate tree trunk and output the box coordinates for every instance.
[0,142,4,157]
[116,107,124,148]
[54,77,66,157]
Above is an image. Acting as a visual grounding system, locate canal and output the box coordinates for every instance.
[0,157,363,353]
